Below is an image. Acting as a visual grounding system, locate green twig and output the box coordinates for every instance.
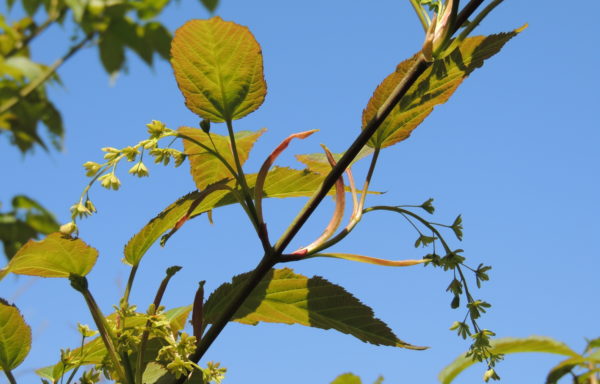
[135,266,181,384]
[1,366,17,384]
[69,275,129,384]
[122,264,139,305]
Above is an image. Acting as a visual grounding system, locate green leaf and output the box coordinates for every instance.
[0,233,98,280]
[164,305,192,333]
[200,0,219,12]
[331,373,362,384]
[123,166,340,265]
[145,22,172,60]
[204,268,425,349]
[22,0,42,16]
[171,17,267,122]
[439,336,580,384]
[180,126,266,190]
[64,0,86,22]
[98,31,125,75]
[364,27,525,149]
[0,299,31,371]
[111,17,153,66]
[134,0,170,20]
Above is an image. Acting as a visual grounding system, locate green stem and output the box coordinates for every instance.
[122,264,139,305]
[185,254,276,368]
[135,267,181,384]
[1,366,17,384]
[364,206,478,318]
[177,131,270,247]
[0,32,95,116]
[70,276,129,384]
[64,336,86,384]
[225,120,262,231]
[409,0,431,31]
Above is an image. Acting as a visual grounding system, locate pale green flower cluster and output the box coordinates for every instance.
[60,120,186,235]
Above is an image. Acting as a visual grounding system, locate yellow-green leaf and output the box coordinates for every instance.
[123,166,337,265]
[332,373,362,384]
[204,268,425,349]
[0,233,98,280]
[179,126,266,190]
[171,17,267,122]
[364,27,525,149]
[0,299,31,371]
[439,336,580,384]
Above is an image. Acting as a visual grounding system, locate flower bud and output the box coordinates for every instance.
[128,162,149,177]
[99,173,121,190]
[83,161,102,177]
[60,221,77,235]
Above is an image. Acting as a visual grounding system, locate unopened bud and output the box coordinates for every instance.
[60,221,77,235]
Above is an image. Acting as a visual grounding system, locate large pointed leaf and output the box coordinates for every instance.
[171,17,267,122]
[0,233,98,280]
[180,126,266,190]
[0,299,31,371]
[204,268,424,349]
[439,336,580,384]
[364,27,526,149]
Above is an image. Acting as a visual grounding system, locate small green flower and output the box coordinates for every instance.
[99,173,121,190]
[122,146,139,162]
[83,161,102,177]
[70,202,92,219]
[101,147,121,161]
[483,368,500,382]
[77,323,98,338]
[128,162,149,177]
[146,120,167,138]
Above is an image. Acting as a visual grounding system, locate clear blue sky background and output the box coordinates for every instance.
[1,1,599,383]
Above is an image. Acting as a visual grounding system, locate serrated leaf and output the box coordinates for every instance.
[171,17,266,122]
[204,268,425,349]
[0,299,31,371]
[364,28,524,149]
[180,126,266,190]
[331,373,362,384]
[296,145,374,175]
[439,336,580,384]
[0,233,98,280]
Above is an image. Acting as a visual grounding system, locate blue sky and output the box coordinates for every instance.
[2,1,599,383]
